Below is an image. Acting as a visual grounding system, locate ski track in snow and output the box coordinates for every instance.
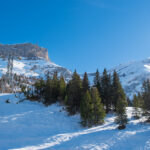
[0,94,150,150]
[11,119,150,150]
[11,118,116,150]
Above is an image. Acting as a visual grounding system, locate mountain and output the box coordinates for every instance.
[109,58,150,97]
[88,58,150,98]
[1,43,149,97]
[0,43,50,61]
[0,43,72,81]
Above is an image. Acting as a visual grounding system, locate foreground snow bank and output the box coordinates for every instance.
[0,94,150,150]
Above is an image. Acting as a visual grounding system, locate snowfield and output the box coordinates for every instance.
[87,58,150,98]
[0,94,150,150]
[0,57,72,80]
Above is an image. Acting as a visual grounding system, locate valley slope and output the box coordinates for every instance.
[88,58,150,98]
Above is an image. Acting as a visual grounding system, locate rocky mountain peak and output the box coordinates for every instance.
[0,43,50,61]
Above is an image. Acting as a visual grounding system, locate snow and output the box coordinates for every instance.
[0,94,150,150]
[87,58,150,98]
[110,58,150,98]
[0,57,72,79]
[2,56,150,98]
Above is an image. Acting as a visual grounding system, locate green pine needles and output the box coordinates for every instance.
[23,69,129,129]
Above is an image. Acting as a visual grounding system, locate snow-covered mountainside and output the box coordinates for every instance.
[0,43,72,81]
[0,93,150,150]
[88,58,150,98]
[109,58,150,97]
[1,43,149,97]
[0,57,72,81]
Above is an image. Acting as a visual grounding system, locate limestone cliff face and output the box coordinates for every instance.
[0,43,50,61]
[0,43,72,81]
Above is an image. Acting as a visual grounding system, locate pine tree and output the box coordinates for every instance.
[51,71,59,101]
[44,76,53,105]
[115,98,128,129]
[142,79,150,122]
[90,87,105,125]
[80,90,93,127]
[137,92,144,108]
[93,69,101,94]
[34,78,45,100]
[127,97,132,106]
[101,69,112,113]
[112,70,126,111]
[66,70,82,115]
[132,94,141,119]
[58,76,66,101]
[80,88,105,127]
[82,72,90,94]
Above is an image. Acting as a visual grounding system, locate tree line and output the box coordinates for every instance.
[23,69,128,129]
[132,79,150,122]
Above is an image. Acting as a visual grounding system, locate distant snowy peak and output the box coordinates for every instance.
[88,58,150,98]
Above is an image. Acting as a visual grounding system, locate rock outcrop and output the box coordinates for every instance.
[0,43,72,81]
[0,43,50,61]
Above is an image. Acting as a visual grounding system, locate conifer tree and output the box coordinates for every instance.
[80,90,93,127]
[137,92,144,108]
[142,79,150,122]
[115,98,128,129]
[66,70,82,115]
[44,75,53,105]
[127,97,132,106]
[82,72,90,94]
[93,69,101,94]
[132,94,141,119]
[101,69,112,113]
[34,78,45,100]
[58,76,66,101]
[90,87,105,125]
[112,70,126,111]
[80,88,105,127]
[51,71,59,101]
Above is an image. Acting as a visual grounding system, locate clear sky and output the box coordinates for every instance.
[0,0,150,73]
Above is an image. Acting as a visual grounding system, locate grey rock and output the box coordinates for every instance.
[0,43,50,61]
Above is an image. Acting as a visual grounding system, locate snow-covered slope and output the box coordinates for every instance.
[0,43,72,81]
[0,94,150,150]
[110,58,150,97]
[0,57,72,81]
[88,58,150,98]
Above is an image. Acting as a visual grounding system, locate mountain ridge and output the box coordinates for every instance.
[87,57,150,98]
[0,43,149,97]
[0,43,72,81]
[0,43,50,62]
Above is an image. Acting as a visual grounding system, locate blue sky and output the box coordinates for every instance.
[0,0,150,73]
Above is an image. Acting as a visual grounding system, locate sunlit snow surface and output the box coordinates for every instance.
[0,94,150,150]
[0,57,71,79]
[87,58,150,98]
[1,56,150,97]
[110,58,150,97]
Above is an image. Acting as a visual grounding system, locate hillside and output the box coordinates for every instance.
[0,43,72,81]
[0,57,72,81]
[88,58,150,98]
[0,94,150,150]
[0,43,150,97]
